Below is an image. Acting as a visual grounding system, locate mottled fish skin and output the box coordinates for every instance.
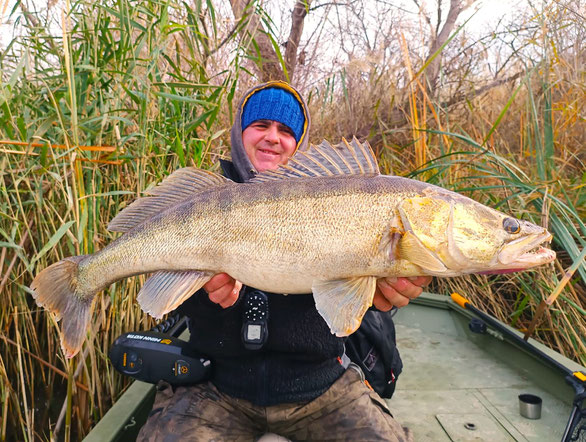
[30,139,555,357]
[69,175,416,294]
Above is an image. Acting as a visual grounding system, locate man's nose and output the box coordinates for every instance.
[265,123,280,143]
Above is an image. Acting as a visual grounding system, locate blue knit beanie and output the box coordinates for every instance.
[241,87,305,142]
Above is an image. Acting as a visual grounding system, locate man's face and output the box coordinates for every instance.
[242,120,297,172]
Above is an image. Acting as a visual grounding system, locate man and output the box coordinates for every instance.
[138,81,430,441]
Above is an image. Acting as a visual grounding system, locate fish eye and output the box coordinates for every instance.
[503,217,521,234]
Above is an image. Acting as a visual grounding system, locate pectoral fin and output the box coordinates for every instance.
[313,276,377,337]
[379,215,404,261]
[138,270,213,318]
[398,231,447,273]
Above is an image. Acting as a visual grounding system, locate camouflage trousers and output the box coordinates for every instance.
[137,364,413,442]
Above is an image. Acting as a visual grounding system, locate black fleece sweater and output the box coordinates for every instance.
[178,160,346,406]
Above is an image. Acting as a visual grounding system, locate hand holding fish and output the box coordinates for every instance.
[374,276,432,310]
[204,273,242,308]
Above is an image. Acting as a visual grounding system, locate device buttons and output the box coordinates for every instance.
[123,351,142,374]
[174,360,191,378]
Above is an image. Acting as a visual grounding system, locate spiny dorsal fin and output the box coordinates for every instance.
[251,137,380,183]
[108,168,231,232]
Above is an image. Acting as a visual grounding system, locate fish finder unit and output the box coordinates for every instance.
[242,290,269,350]
[109,330,211,385]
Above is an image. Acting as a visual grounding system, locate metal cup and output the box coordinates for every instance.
[519,393,542,419]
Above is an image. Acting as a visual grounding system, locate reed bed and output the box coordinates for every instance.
[1,0,584,440]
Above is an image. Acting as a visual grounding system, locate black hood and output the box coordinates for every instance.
[229,81,311,182]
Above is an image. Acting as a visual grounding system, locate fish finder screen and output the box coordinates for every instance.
[246,324,262,340]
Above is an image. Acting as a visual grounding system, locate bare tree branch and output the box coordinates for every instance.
[229,0,312,83]
[285,1,312,80]
[412,0,433,35]
[229,0,286,82]
[442,70,524,107]
[424,0,475,93]
[435,0,443,37]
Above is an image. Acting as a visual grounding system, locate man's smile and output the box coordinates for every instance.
[257,147,280,156]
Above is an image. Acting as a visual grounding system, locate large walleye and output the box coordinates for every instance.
[31,139,555,357]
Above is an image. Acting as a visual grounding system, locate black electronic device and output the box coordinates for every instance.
[242,290,269,350]
[468,318,487,334]
[109,331,211,385]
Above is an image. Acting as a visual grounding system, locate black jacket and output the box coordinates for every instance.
[179,283,345,406]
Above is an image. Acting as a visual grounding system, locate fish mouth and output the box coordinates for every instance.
[496,231,556,269]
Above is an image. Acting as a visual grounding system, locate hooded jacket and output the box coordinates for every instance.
[228,81,311,181]
[179,81,346,406]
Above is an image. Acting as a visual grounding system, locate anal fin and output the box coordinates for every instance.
[138,270,213,318]
[313,276,377,337]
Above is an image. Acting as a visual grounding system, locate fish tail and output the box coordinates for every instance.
[30,255,93,358]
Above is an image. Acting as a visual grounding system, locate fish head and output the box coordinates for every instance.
[396,192,555,275]
[485,215,555,274]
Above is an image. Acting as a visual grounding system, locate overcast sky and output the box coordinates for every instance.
[0,0,523,55]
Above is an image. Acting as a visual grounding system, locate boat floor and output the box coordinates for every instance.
[84,293,583,442]
[389,296,577,441]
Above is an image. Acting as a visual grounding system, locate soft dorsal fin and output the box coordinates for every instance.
[108,168,231,232]
[250,137,380,183]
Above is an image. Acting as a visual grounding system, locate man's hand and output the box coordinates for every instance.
[203,273,242,308]
[373,276,432,311]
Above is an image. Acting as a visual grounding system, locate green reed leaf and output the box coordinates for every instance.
[30,220,76,267]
